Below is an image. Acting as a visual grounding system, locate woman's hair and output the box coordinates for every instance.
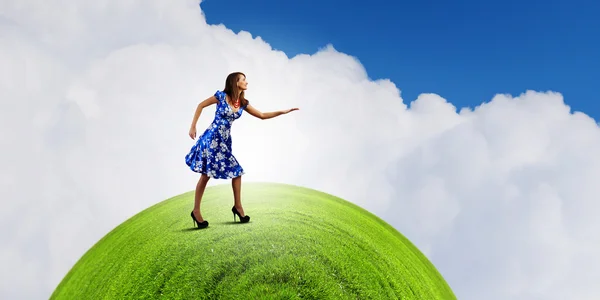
[223,72,249,107]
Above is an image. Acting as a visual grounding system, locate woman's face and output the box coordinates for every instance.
[237,75,248,90]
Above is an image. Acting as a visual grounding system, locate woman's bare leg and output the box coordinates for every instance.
[231,175,245,217]
[193,174,210,222]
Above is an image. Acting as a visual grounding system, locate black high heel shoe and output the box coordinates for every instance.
[232,206,250,223]
[190,211,209,229]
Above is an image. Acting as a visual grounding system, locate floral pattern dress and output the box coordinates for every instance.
[185,90,248,179]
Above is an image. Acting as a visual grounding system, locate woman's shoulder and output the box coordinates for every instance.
[213,90,225,102]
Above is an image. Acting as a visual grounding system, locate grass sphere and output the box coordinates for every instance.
[51,182,455,299]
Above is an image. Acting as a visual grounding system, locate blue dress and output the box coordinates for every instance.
[185,90,247,179]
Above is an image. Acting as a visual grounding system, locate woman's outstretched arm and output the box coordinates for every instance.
[189,95,218,139]
[245,104,299,120]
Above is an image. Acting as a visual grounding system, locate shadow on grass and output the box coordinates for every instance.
[215,221,252,226]
[177,222,251,232]
[178,227,208,232]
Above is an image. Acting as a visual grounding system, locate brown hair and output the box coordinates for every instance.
[223,72,249,107]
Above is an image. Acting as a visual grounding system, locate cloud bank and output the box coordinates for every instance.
[1,0,600,299]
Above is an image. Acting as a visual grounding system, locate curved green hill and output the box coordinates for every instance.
[51,182,455,299]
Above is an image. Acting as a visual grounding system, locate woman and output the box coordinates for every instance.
[185,72,299,228]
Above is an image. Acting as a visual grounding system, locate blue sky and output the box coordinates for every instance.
[201,0,599,120]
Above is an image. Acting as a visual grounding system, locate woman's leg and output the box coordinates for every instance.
[193,174,210,221]
[231,175,245,217]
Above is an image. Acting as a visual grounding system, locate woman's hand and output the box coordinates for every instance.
[284,108,299,114]
[189,127,197,140]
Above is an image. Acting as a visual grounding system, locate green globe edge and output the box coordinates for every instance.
[51,182,456,300]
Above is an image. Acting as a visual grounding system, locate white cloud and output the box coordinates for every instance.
[1,0,600,299]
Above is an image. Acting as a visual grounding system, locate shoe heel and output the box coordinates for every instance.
[190,211,209,229]
[231,206,250,223]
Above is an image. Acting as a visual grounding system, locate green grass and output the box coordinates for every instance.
[51,182,456,300]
